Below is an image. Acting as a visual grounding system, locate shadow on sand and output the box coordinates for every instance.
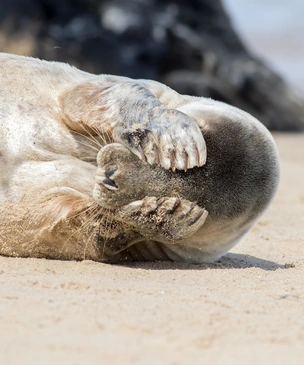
[120,253,288,271]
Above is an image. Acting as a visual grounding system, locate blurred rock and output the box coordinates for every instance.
[0,0,304,130]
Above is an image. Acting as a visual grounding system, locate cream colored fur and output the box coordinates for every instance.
[0,53,279,263]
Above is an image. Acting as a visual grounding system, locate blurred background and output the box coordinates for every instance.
[223,0,304,93]
[0,0,303,131]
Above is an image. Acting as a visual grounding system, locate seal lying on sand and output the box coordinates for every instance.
[0,53,279,263]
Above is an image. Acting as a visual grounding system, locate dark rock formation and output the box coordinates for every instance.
[0,0,304,130]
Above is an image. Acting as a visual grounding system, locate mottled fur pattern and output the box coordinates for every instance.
[0,53,280,263]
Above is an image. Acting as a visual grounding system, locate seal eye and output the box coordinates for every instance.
[102,178,118,190]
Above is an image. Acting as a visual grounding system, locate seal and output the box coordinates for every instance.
[0,53,280,263]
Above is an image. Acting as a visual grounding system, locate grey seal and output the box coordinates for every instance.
[0,53,280,263]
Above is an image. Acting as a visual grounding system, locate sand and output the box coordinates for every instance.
[1,133,304,365]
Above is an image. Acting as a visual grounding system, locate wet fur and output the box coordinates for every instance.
[0,53,280,263]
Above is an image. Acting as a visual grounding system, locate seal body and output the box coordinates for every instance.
[0,53,279,263]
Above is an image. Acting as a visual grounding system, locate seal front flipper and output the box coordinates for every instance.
[94,143,170,208]
[60,76,206,171]
[114,105,206,171]
[95,197,208,259]
[93,142,208,245]
[116,196,208,244]
[93,142,204,209]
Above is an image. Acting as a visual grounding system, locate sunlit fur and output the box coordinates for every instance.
[0,53,280,263]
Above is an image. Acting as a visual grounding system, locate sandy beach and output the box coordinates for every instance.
[0,133,304,365]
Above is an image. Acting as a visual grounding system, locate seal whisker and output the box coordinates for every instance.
[87,126,107,148]
[59,204,100,255]
[97,127,114,146]
[71,129,103,150]
[76,141,100,153]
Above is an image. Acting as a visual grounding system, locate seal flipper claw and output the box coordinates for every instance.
[137,144,147,162]
[169,150,176,171]
[183,151,189,172]
[153,144,161,166]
